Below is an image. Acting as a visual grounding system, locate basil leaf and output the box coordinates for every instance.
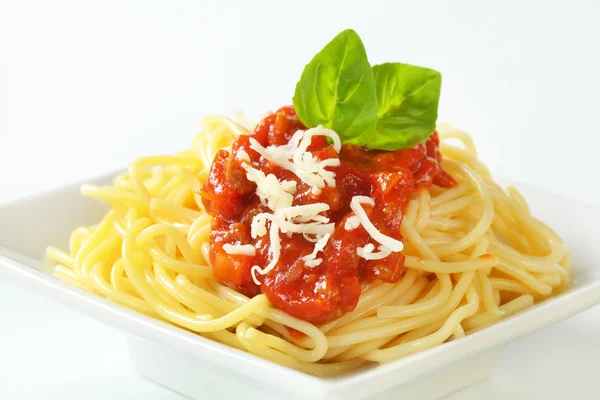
[293,29,378,141]
[370,62,442,150]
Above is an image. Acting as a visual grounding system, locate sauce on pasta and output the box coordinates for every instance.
[201,106,456,324]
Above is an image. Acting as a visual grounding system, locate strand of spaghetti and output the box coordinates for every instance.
[328,277,430,337]
[462,294,535,332]
[493,288,501,306]
[491,214,529,254]
[431,161,494,257]
[175,275,255,315]
[430,194,479,217]
[413,188,432,233]
[109,258,129,293]
[478,271,504,316]
[179,171,206,211]
[430,184,470,206]
[389,320,446,347]
[141,251,189,311]
[336,319,446,363]
[156,174,184,200]
[438,143,490,178]
[452,323,466,339]
[187,214,213,248]
[490,278,533,295]
[323,345,352,360]
[167,182,192,206]
[326,272,474,348]
[149,198,202,225]
[415,279,441,302]
[69,227,92,255]
[400,217,440,261]
[235,322,364,376]
[365,286,480,362]
[47,247,74,269]
[135,223,201,264]
[244,327,326,363]
[538,271,561,287]
[425,217,468,231]
[53,265,91,292]
[506,185,530,213]
[494,261,552,296]
[130,155,203,204]
[403,198,420,225]
[209,280,328,361]
[89,262,159,317]
[81,186,148,213]
[205,330,246,351]
[554,263,570,287]
[488,239,565,272]
[146,244,212,277]
[321,281,400,333]
[73,211,116,278]
[77,225,121,282]
[437,127,477,155]
[423,236,456,247]
[403,255,498,273]
[145,168,177,197]
[153,264,226,317]
[377,273,452,318]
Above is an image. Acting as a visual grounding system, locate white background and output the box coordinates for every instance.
[1,1,599,399]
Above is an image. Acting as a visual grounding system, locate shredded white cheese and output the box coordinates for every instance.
[349,196,404,261]
[344,215,361,231]
[224,126,404,285]
[356,243,393,260]
[250,212,335,239]
[301,233,331,268]
[250,221,281,285]
[242,163,296,211]
[236,149,250,162]
[349,196,404,252]
[223,243,256,256]
[248,125,341,189]
[304,259,323,268]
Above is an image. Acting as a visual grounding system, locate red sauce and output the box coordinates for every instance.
[200,106,455,324]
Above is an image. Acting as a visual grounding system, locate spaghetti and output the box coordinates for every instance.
[46,112,569,376]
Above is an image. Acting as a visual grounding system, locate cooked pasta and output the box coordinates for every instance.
[47,115,569,375]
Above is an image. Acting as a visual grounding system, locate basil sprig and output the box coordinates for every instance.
[293,29,441,150]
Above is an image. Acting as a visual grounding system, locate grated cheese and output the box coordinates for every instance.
[248,125,341,189]
[223,243,256,256]
[301,233,331,267]
[349,196,404,252]
[356,243,393,260]
[224,127,404,285]
[251,222,281,285]
[242,163,296,211]
[236,149,250,162]
[344,215,361,231]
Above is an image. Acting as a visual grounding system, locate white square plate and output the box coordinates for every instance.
[1,173,599,400]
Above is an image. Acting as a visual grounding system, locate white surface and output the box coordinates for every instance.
[1,0,599,399]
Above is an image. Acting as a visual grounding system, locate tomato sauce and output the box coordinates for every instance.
[200,106,455,324]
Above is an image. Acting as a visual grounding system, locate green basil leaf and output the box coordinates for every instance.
[370,62,442,150]
[293,29,378,141]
